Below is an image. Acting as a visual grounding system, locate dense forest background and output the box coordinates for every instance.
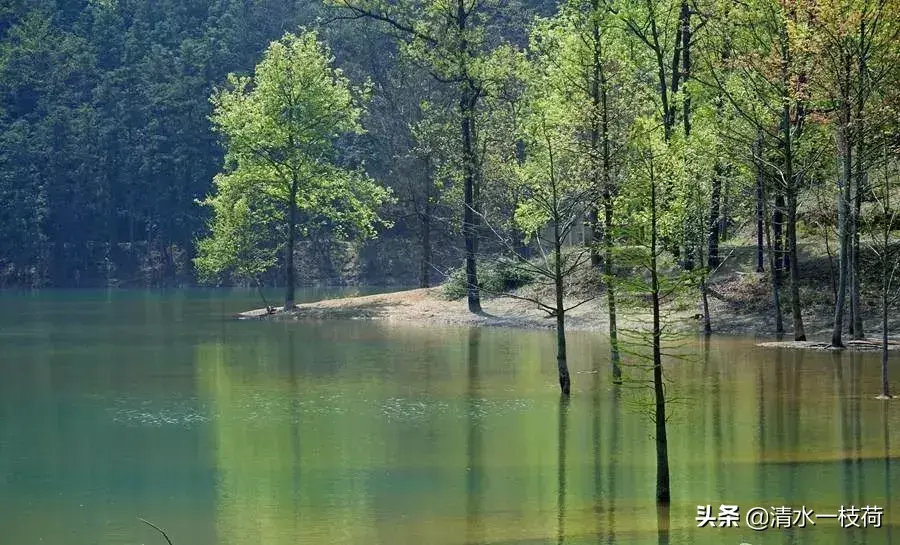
[0,0,549,288]
[1,0,898,298]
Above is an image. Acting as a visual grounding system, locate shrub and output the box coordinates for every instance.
[441,257,536,300]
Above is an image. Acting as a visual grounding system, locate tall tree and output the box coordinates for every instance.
[704,0,821,341]
[534,0,632,382]
[811,0,898,346]
[330,0,516,313]
[196,31,391,307]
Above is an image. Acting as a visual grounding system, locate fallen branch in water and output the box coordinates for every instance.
[139,518,174,545]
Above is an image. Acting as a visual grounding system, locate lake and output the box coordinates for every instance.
[0,290,898,545]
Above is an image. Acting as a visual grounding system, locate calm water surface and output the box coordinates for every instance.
[1,290,899,545]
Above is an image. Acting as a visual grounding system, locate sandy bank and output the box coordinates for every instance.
[236,287,671,331]
[237,286,900,351]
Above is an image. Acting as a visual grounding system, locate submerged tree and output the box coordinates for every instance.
[502,98,594,396]
[536,0,633,383]
[196,31,392,307]
[867,143,899,399]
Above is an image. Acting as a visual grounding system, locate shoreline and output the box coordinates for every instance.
[236,287,900,350]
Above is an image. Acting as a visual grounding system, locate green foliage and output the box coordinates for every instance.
[194,175,282,285]
[195,30,393,285]
[442,257,536,299]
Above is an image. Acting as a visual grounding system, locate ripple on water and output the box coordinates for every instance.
[104,392,536,428]
[106,397,210,428]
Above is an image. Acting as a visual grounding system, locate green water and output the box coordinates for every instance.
[0,290,898,545]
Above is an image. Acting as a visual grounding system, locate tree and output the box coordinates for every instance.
[329,0,514,313]
[703,0,821,341]
[867,141,899,399]
[809,0,898,347]
[538,0,633,382]
[194,177,281,297]
[506,102,594,396]
[196,30,392,308]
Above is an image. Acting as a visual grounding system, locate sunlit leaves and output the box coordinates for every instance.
[195,30,392,284]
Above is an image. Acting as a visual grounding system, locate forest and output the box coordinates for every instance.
[2,0,899,514]
[1,0,894,293]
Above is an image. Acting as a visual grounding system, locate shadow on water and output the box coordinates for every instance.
[755,349,770,500]
[703,337,726,499]
[591,354,621,545]
[883,402,893,545]
[656,504,670,545]
[466,328,483,544]
[607,388,620,545]
[286,327,302,518]
[557,394,569,545]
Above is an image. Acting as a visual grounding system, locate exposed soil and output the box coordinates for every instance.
[237,287,675,332]
[238,240,900,350]
[238,274,900,350]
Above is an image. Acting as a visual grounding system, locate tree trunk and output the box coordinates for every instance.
[604,197,622,384]
[651,162,670,505]
[881,259,891,399]
[774,191,785,276]
[461,90,481,313]
[832,84,852,348]
[701,277,711,336]
[284,177,299,309]
[420,204,432,288]
[555,220,570,396]
[852,24,868,341]
[707,165,722,269]
[763,175,785,336]
[755,154,765,273]
[782,94,806,341]
[851,182,865,339]
[679,0,691,138]
[588,0,603,268]
[719,176,729,241]
[786,192,806,341]
[589,207,601,267]
[879,147,891,400]
[458,0,481,314]
[591,13,622,383]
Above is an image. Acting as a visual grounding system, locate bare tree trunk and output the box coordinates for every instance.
[787,192,806,341]
[555,220,570,396]
[284,177,299,309]
[650,162,670,505]
[851,175,865,339]
[880,261,891,398]
[763,173,785,336]
[588,27,602,268]
[420,203,432,288]
[852,25,868,341]
[720,176,729,241]
[589,208,601,267]
[782,95,806,340]
[878,147,892,400]
[774,191,785,276]
[755,136,766,272]
[589,12,622,382]
[458,0,481,314]
[707,165,722,269]
[832,79,852,347]
[604,198,622,384]
[756,165,766,272]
